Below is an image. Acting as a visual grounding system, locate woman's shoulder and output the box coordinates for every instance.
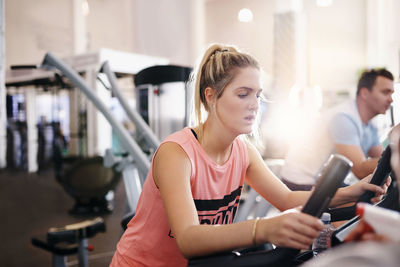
[232,136,252,167]
[237,136,252,152]
[156,127,196,159]
[163,127,193,143]
[240,137,267,167]
[153,130,193,171]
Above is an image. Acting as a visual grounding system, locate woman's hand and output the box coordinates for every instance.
[370,176,391,204]
[256,207,323,250]
[343,175,391,204]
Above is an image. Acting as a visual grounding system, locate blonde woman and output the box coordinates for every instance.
[110,44,387,267]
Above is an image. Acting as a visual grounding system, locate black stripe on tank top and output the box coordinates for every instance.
[194,186,243,211]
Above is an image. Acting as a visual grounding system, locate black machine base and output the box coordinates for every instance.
[69,197,114,216]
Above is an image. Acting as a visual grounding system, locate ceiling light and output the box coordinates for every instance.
[238,8,253,23]
[316,0,333,7]
[82,0,90,16]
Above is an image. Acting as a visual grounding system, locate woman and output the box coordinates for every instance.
[110,44,388,267]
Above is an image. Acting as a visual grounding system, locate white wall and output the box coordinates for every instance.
[86,0,135,53]
[305,0,366,94]
[131,0,203,66]
[205,0,275,76]
[205,0,369,96]
[203,0,400,157]
[5,0,202,67]
[366,0,400,77]
[5,0,74,66]
[5,0,399,86]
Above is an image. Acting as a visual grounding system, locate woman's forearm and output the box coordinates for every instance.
[176,219,257,258]
[280,191,312,211]
[329,186,354,207]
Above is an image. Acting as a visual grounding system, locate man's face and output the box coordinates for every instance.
[365,76,394,115]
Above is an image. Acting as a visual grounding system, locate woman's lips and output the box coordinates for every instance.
[244,115,255,122]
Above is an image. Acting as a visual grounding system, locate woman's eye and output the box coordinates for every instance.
[238,94,247,98]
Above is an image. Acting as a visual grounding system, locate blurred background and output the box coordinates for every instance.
[1,0,400,266]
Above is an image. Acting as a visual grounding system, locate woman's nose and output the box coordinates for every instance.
[249,97,259,110]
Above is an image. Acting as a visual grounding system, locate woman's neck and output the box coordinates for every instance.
[195,121,236,165]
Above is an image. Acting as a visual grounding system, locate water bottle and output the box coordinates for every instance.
[312,212,335,256]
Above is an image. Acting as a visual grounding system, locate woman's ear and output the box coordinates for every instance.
[204,87,216,109]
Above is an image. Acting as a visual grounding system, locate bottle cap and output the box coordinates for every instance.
[321,212,331,223]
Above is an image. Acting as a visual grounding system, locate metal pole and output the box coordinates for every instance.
[100,61,160,150]
[41,52,150,179]
[78,237,88,267]
[0,0,6,168]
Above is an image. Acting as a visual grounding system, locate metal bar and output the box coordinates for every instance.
[100,61,160,150]
[41,52,150,179]
[78,238,88,267]
[0,0,6,168]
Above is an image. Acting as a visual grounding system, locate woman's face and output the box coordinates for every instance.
[213,66,262,136]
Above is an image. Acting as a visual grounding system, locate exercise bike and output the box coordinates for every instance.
[188,142,400,266]
[188,153,353,267]
[31,217,106,267]
[331,145,400,246]
[31,53,158,266]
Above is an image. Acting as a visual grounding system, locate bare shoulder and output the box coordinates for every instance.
[243,138,262,163]
[156,141,188,157]
[153,141,192,187]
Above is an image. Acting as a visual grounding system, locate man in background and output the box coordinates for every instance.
[280,68,394,190]
[302,121,400,267]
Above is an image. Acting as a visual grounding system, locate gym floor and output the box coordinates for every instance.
[0,167,127,267]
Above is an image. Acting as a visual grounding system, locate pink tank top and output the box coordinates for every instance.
[110,127,249,267]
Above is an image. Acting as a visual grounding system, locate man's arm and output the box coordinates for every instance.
[368,145,384,158]
[335,144,379,179]
[329,112,382,179]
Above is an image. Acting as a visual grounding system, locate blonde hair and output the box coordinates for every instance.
[190,44,260,133]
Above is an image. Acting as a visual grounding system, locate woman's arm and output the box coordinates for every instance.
[244,141,311,211]
[153,142,263,258]
[153,142,322,258]
[330,175,389,206]
[244,141,388,209]
[242,142,324,248]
